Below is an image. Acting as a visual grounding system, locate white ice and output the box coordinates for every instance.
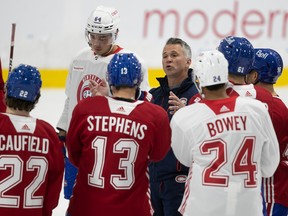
[31,87,288,216]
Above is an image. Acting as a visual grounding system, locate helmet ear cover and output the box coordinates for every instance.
[251,48,283,84]
[218,36,255,76]
[6,64,42,102]
[107,53,142,88]
[193,50,228,92]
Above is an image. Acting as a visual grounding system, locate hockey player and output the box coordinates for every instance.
[0,64,64,216]
[246,48,288,216]
[57,5,150,199]
[189,36,275,117]
[65,53,171,216]
[171,50,280,216]
[217,36,271,101]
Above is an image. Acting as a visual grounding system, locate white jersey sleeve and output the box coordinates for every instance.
[56,47,96,131]
[56,57,74,131]
[56,97,69,131]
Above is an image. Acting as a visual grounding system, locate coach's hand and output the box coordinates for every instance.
[168,91,185,115]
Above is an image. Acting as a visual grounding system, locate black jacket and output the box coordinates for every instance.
[149,68,198,181]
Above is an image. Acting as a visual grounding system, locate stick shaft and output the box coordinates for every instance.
[8,23,16,73]
[0,57,4,89]
[0,57,2,74]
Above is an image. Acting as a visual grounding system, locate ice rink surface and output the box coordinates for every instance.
[31,87,288,215]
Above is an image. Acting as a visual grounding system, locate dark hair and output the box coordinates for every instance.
[6,94,40,112]
[165,37,192,59]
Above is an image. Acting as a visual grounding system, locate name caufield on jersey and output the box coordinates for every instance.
[0,135,49,154]
[87,115,148,140]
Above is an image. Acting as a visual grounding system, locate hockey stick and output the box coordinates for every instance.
[0,57,2,74]
[0,57,6,112]
[8,23,16,73]
[0,57,4,90]
[0,57,3,82]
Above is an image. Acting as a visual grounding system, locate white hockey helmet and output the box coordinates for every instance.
[85,5,120,44]
[193,50,228,89]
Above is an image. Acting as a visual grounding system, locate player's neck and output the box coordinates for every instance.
[228,74,246,85]
[112,87,136,100]
[202,88,229,100]
[6,107,30,117]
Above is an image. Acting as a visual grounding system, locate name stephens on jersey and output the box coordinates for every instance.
[87,115,148,140]
[0,135,49,154]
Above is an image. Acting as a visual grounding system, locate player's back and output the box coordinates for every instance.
[171,96,279,216]
[66,96,171,216]
[0,113,64,216]
[263,95,288,206]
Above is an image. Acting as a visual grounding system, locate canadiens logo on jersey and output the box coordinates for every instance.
[175,175,187,183]
[180,98,188,106]
[77,74,102,102]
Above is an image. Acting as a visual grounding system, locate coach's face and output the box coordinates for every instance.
[162,44,191,79]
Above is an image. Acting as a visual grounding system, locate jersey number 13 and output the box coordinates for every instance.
[88,136,139,190]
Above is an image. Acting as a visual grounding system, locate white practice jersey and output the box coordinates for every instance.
[57,46,150,131]
[171,96,279,216]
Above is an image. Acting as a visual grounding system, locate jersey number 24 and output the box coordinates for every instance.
[201,137,257,187]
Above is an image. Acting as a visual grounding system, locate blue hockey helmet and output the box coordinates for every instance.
[6,64,42,102]
[251,48,283,84]
[218,36,254,75]
[107,53,142,87]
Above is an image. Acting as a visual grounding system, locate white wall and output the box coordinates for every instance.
[1,0,288,69]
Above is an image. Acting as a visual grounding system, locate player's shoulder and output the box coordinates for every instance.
[140,100,167,115]
[174,102,205,120]
[77,96,107,109]
[142,99,163,109]
[254,85,273,98]
[188,93,202,104]
[272,96,288,115]
[254,85,270,93]
[273,95,287,107]
[171,103,205,130]
[236,96,268,111]
[0,112,7,119]
[73,47,92,59]
[36,118,59,135]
